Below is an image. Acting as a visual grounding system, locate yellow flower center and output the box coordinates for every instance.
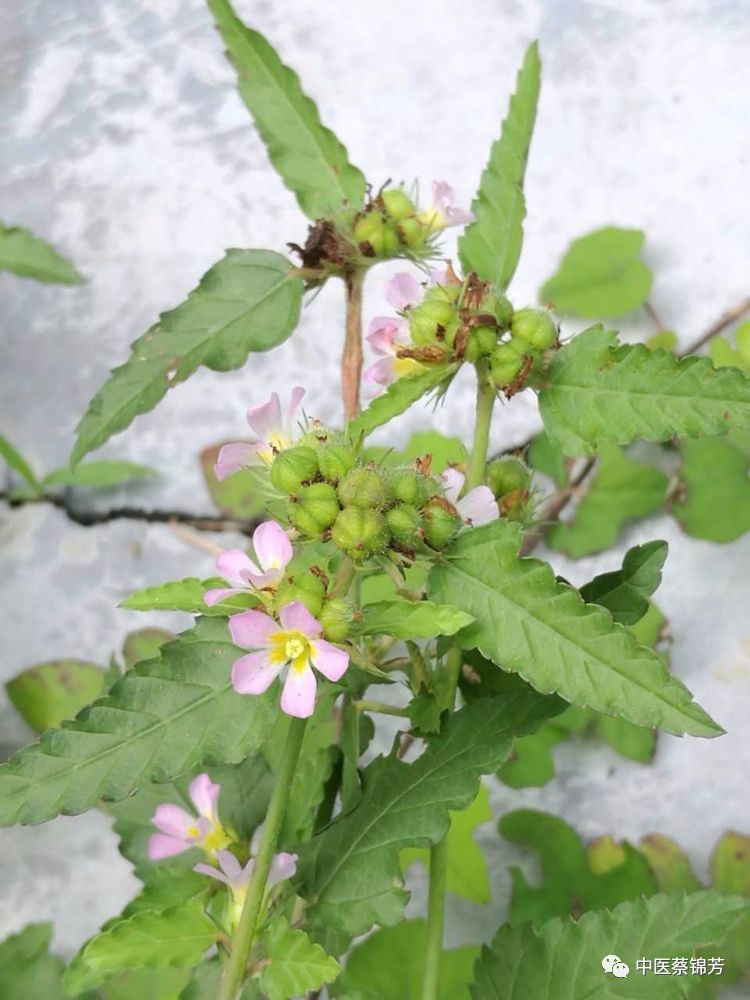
[270,629,312,673]
[417,207,447,231]
[201,820,231,856]
[393,357,424,380]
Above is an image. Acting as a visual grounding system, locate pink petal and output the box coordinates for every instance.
[252,521,293,575]
[310,640,349,682]
[385,272,422,311]
[446,206,474,226]
[193,862,231,886]
[268,852,298,888]
[229,609,277,649]
[279,601,322,638]
[215,849,243,882]
[367,317,401,355]
[149,833,189,860]
[232,651,282,695]
[216,548,262,587]
[189,773,220,821]
[204,587,244,607]
[152,803,195,839]
[246,393,282,441]
[440,468,465,505]
[280,664,317,718]
[429,266,451,285]
[364,357,397,388]
[285,386,306,431]
[457,486,500,526]
[431,180,455,211]
[214,442,255,481]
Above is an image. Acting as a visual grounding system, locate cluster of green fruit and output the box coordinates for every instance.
[272,566,352,643]
[269,440,466,562]
[405,282,514,363]
[352,187,429,258]
[489,307,558,390]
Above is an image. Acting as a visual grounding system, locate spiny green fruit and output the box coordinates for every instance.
[391,467,431,507]
[482,292,514,330]
[409,298,457,346]
[490,341,527,388]
[318,443,357,483]
[511,307,557,350]
[397,217,426,247]
[385,503,422,547]
[274,571,326,618]
[318,597,353,643]
[270,446,319,493]
[382,188,416,221]
[421,498,462,549]
[465,325,498,363]
[354,213,399,257]
[331,507,389,562]
[288,482,340,537]
[486,457,531,499]
[337,466,392,509]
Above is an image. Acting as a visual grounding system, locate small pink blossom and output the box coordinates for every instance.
[440,468,499,527]
[194,849,297,893]
[363,315,422,391]
[214,387,305,480]
[205,521,292,606]
[229,601,349,719]
[384,272,422,311]
[419,181,474,230]
[148,774,228,860]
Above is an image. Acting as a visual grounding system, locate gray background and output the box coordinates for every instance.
[1,0,749,989]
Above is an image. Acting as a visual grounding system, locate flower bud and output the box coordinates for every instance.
[486,457,531,498]
[465,325,498,363]
[390,467,431,507]
[421,498,462,549]
[274,571,326,618]
[318,443,357,483]
[331,507,390,562]
[511,308,557,350]
[288,482,340,537]
[337,467,392,510]
[385,503,422,547]
[354,213,399,257]
[490,341,527,389]
[382,188,416,221]
[270,446,320,493]
[318,597,353,643]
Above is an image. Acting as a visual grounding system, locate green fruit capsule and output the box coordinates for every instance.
[480,292,513,330]
[385,503,422,546]
[337,467,392,509]
[318,443,357,483]
[289,482,340,537]
[354,213,399,257]
[397,217,426,247]
[486,457,531,499]
[465,325,498,363]
[390,467,431,506]
[382,187,416,221]
[409,299,457,345]
[318,597,353,643]
[274,571,326,618]
[270,446,319,493]
[331,507,389,562]
[490,343,526,388]
[421,499,462,550]
[511,308,558,350]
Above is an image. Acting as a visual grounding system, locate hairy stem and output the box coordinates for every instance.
[219,715,308,1000]
[465,360,496,490]
[421,836,449,1000]
[342,270,365,422]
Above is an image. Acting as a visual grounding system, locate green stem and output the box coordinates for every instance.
[219,715,308,1000]
[465,359,496,490]
[421,836,449,1000]
[355,699,408,718]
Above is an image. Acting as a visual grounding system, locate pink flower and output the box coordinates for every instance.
[214,387,305,480]
[148,774,229,860]
[363,315,423,391]
[194,849,297,893]
[419,181,474,230]
[440,468,499,527]
[384,272,422,311]
[204,521,292,606]
[229,601,349,719]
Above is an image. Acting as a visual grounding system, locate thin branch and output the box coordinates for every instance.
[520,456,596,557]
[643,300,665,331]
[678,295,750,357]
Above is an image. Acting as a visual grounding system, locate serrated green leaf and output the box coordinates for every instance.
[500,809,657,928]
[296,692,562,936]
[0,922,68,1000]
[458,43,541,288]
[539,325,750,455]
[207,0,365,219]
[470,892,749,999]
[0,223,84,284]
[580,540,668,626]
[5,659,108,733]
[546,446,668,558]
[121,577,257,616]
[498,706,588,788]
[401,785,492,903]
[42,460,155,489]
[673,435,750,542]
[0,618,277,826]
[72,250,302,463]
[359,600,474,639]
[540,227,652,318]
[99,967,191,1000]
[0,434,41,493]
[335,919,478,1000]
[428,520,719,737]
[348,366,452,439]
[255,919,340,1000]
[121,628,174,670]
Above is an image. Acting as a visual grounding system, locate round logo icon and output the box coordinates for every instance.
[602,955,630,978]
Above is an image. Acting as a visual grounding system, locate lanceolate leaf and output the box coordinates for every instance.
[428,520,720,737]
[0,434,41,493]
[0,222,84,284]
[72,250,303,464]
[539,326,750,456]
[42,460,155,489]
[359,600,474,639]
[580,540,668,626]
[470,892,749,999]
[121,577,257,616]
[207,0,366,219]
[0,618,277,826]
[673,434,750,543]
[458,42,541,288]
[348,366,453,439]
[296,692,562,936]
